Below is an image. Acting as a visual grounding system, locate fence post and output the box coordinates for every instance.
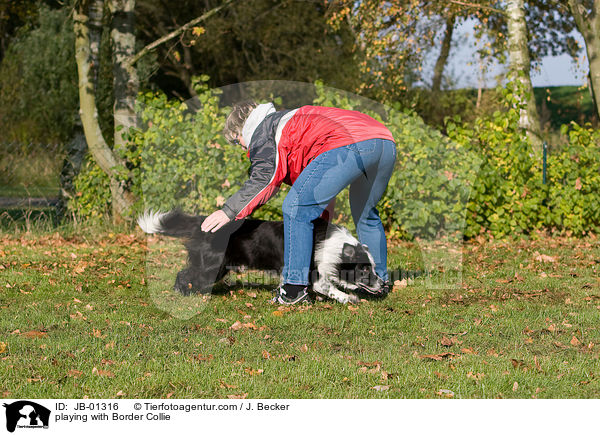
[542,141,547,185]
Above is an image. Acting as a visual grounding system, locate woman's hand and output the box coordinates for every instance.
[201,210,231,233]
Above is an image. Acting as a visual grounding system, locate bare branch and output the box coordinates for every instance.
[447,0,505,15]
[129,0,236,66]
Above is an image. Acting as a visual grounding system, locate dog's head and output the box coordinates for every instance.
[314,225,385,295]
[337,242,384,294]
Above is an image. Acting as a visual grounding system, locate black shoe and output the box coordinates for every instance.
[270,285,312,305]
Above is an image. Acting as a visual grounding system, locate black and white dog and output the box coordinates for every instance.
[138,209,386,304]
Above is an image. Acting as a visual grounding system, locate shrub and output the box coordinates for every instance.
[71,78,600,238]
[545,123,600,235]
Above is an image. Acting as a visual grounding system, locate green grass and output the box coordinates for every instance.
[1,230,599,399]
[534,86,597,130]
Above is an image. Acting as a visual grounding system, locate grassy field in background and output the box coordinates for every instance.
[1,229,599,399]
[533,85,597,130]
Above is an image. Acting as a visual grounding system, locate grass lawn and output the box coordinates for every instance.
[0,229,599,399]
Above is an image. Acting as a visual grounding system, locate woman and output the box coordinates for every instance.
[201,101,396,304]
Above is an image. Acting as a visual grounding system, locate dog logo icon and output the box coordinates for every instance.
[3,401,50,432]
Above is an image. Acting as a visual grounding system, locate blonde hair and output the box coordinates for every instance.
[223,101,257,145]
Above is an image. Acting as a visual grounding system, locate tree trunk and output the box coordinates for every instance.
[432,15,456,93]
[109,0,139,160]
[506,0,542,148]
[568,0,600,120]
[74,1,134,222]
[88,0,104,89]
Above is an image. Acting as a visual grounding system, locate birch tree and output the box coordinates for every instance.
[566,0,600,118]
[74,0,134,220]
[73,0,236,221]
[506,0,542,148]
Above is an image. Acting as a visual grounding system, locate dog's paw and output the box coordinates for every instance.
[348,294,361,305]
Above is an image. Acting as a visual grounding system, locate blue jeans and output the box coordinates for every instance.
[281,138,396,285]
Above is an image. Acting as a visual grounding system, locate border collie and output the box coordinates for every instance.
[138,209,386,304]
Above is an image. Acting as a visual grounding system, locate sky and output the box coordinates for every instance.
[435,18,590,89]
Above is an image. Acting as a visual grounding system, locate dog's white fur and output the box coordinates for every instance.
[313,226,376,304]
[138,209,377,304]
[137,210,168,234]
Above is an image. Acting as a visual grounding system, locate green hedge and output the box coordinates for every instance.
[70,78,600,238]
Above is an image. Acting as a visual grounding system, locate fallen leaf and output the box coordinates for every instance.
[299,344,308,353]
[534,252,557,263]
[230,321,243,331]
[244,368,264,376]
[68,369,83,378]
[440,336,453,347]
[0,342,6,353]
[467,371,485,381]
[418,352,456,361]
[394,279,408,289]
[461,347,478,355]
[575,177,582,190]
[92,367,114,377]
[228,393,248,399]
[512,382,519,392]
[194,354,214,362]
[436,389,454,398]
[271,311,284,317]
[262,350,271,359]
[219,381,238,389]
[511,359,527,370]
[570,336,581,346]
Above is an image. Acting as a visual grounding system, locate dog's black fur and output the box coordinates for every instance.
[138,209,385,303]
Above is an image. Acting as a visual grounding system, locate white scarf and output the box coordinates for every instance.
[242,103,276,148]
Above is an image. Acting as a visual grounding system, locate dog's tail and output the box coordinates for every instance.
[137,209,204,238]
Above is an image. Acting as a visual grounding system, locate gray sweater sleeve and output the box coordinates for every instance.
[221,131,279,220]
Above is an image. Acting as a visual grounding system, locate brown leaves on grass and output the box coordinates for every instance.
[230,321,257,331]
[358,360,382,374]
[0,342,6,353]
[417,352,457,361]
[219,380,238,389]
[193,354,214,363]
[533,252,557,263]
[244,368,264,376]
[436,389,454,398]
[92,367,114,377]
[440,336,457,347]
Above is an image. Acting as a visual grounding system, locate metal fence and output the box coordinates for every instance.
[0,142,69,230]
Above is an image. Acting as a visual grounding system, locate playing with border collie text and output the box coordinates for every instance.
[200,102,397,305]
